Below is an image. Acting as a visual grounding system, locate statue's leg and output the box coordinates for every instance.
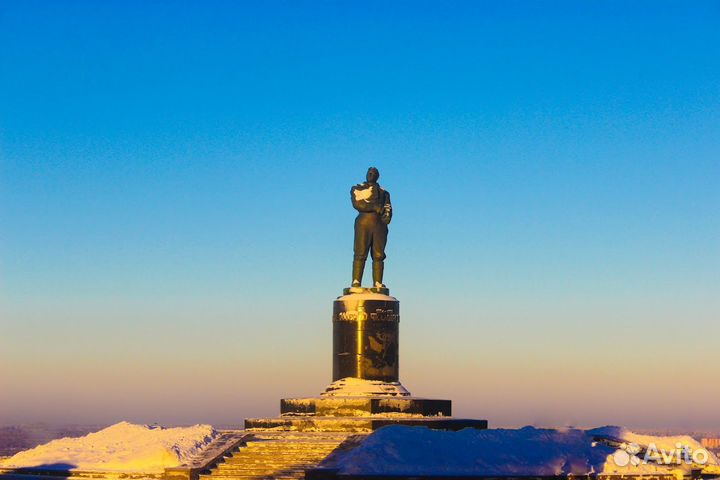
[372,260,384,287]
[352,259,365,287]
[371,223,388,287]
[353,216,371,286]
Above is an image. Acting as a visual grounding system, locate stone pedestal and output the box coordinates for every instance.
[244,288,489,432]
[333,291,400,383]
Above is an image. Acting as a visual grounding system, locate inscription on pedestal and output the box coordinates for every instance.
[335,308,399,322]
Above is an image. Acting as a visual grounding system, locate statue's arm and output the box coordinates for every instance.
[382,191,392,224]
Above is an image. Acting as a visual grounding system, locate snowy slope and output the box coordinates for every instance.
[322,425,719,476]
[0,422,218,473]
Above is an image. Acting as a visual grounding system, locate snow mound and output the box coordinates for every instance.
[590,425,706,454]
[0,421,218,473]
[322,425,719,476]
[589,425,718,476]
[323,426,607,476]
[321,377,410,397]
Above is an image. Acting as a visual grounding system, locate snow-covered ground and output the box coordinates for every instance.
[590,426,720,475]
[0,422,218,473]
[321,425,720,477]
[4,421,718,477]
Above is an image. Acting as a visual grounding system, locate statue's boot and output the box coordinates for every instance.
[352,260,365,287]
[372,261,385,288]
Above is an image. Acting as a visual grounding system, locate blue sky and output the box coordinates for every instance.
[1,1,719,429]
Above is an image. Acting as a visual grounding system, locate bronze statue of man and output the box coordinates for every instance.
[351,167,392,288]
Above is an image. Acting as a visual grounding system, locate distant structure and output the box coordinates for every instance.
[702,438,720,453]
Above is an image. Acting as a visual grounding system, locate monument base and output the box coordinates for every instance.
[244,379,488,432]
[244,415,488,432]
[243,289,488,433]
[281,396,451,417]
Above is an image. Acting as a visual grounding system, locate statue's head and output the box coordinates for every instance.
[366,167,380,184]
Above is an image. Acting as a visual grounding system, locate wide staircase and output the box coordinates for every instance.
[199,431,361,480]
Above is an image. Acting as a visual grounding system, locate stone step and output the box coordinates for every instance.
[245,416,488,432]
[246,434,350,438]
[224,457,331,463]
[227,452,333,457]
[247,444,344,449]
[204,474,306,478]
[225,450,336,458]
[223,457,328,463]
[231,450,336,456]
[234,451,335,454]
[214,467,308,471]
[202,432,356,480]
[232,448,336,453]
[213,469,307,473]
[233,445,342,452]
[202,477,304,480]
[244,442,343,446]
[242,445,339,448]
[221,457,324,462]
[218,466,315,470]
[280,396,452,417]
[242,444,340,449]
[222,457,329,465]
[219,463,323,469]
[226,454,329,459]
[205,475,305,478]
[220,459,320,464]
[246,434,351,440]
[218,462,322,469]
[219,463,326,470]
[243,438,347,444]
[201,476,304,480]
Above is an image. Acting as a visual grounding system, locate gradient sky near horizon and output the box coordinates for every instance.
[1,1,719,431]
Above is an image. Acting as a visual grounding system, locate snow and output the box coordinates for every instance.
[589,426,719,476]
[590,425,706,455]
[0,421,218,473]
[321,425,719,477]
[5,420,717,477]
[321,377,410,397]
